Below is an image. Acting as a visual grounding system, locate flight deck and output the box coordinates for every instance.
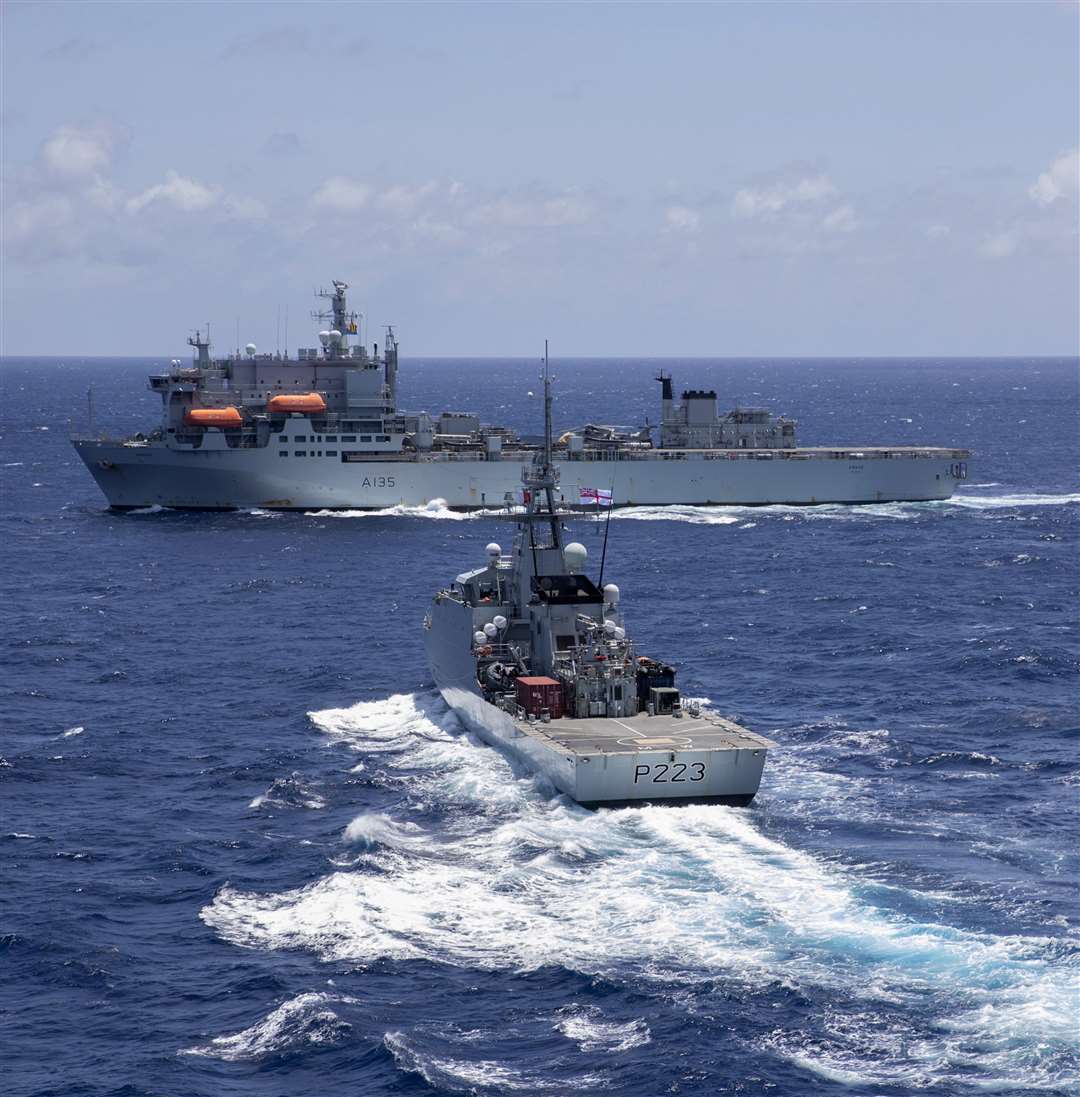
[522,711,774,757]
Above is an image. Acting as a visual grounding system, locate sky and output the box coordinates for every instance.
[2,0,1078,358]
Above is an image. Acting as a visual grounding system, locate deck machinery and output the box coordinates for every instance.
[424,351,774,806]
[71,278,971,511]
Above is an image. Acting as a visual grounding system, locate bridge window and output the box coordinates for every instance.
[293,435,306,443]
[294,450,307,457]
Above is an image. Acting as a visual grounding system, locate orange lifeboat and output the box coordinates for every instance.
[184,406,243,428]
[267,392,327,415]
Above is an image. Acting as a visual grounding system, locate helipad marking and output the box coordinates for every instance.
[616,735,695,748]
[611,719,647,739]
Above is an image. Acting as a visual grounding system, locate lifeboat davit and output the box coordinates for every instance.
[267,392,327,415]
[184,406,243,428]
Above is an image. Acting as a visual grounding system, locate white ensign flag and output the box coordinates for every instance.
[579,487,613,507]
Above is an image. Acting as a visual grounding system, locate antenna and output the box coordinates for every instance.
[542,339,553,474]
[284,305,289,360]
[598,473,615,587]
[276,305,281,358]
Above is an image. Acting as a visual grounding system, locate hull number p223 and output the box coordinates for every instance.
[633,761,706,784]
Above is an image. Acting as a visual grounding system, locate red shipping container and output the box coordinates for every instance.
[515,676,564,719]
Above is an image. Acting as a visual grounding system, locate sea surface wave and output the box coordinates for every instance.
[2,356,1077,1096]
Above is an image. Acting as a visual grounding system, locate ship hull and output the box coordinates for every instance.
[73,439,969,510]
[424,603,769,807]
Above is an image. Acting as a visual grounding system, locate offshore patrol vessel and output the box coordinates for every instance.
[72,279,971,511]
[424,351,774,806]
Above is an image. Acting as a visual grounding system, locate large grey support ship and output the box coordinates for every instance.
[72,279,971,511]
[424,351,773,806]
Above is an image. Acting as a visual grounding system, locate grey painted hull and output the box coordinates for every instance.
[424,601,770,806]
[74,438,968,509]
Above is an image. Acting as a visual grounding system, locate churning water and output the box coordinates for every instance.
[2,356,1077,1096]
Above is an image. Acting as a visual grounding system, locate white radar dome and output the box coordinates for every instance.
[474,631,487,646]
[492,615,507,630]
[603,583,620,605]
[486,542,501,559]
[604,620,617,635]
[614,626,626,640]
[483,622,498,638]
[245,343,257,356]
[329,329,342,344]
[563,542,587,572]
[318,330,331,346]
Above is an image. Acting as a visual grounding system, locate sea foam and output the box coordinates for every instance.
[199,692,1079,1090]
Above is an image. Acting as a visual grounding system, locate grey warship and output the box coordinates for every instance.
[72,278,971,511]
[424,350,774,806]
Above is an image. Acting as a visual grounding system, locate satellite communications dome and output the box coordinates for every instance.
[563,542,588,572]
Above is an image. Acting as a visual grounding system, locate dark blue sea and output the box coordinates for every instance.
[2,356,1078,1097]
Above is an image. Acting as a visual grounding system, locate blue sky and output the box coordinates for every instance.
[2,1,1077,357]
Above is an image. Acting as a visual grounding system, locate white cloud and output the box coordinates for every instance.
[822,205,857,233]
[126,171,219,214]
[926,224,951,239]
[468,193,592,228]
[307,177,594,235]
[978,148,1079,260]
[40,122,119,181]
[664,205,701,232]
[732,174,836,218]
[1027,148,1079,206]
[6,195,76,246]
[374,182,441,216]
[311,176,372,212]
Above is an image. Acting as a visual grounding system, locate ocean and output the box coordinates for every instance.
[1,355,1077,1097]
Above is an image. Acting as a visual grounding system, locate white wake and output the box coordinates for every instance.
[200,692,1079,1091]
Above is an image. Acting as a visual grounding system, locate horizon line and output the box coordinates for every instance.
[1,353,1077,364]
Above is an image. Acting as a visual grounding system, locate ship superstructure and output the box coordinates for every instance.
[424,350,773,806]
[72,278,971,510]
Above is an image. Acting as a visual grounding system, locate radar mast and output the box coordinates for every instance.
[312,279,360,359]
[187,326,211,367]
[519,340,563,552]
